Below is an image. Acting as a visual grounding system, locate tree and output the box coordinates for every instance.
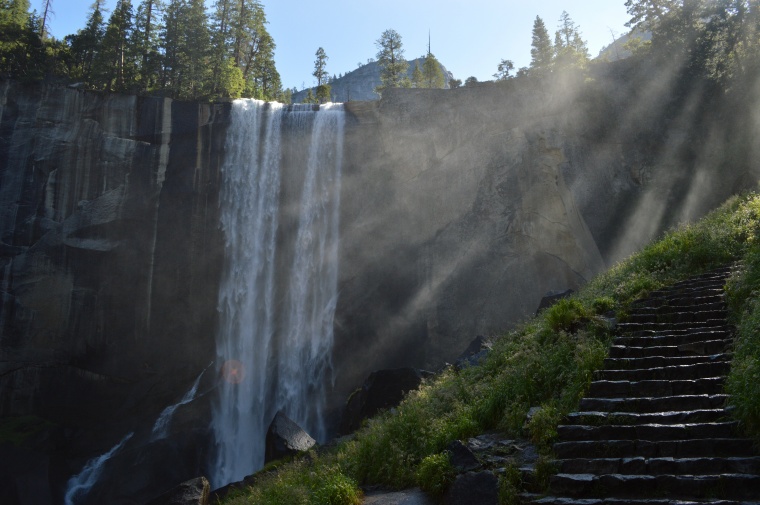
[40,0,53,38]
[530,15,553,71]
[449,78,462,89]
[422,52,445,88]
[624,0,680,32]
[134,0,164,92]
[0,0,31,75]
[313,46,328,86]
[493,58,514,80]
[66,0,105,83]
[411,61,423,87]
[554,11,590,68]
[375,28,409,93]
[464,76,478,87]
[93,0,135,92]
[315,83,331,103]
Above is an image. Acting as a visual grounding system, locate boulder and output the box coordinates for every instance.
[453,336,491,370]
[146,476,210,505]
[446,440,480,472]
[535,289,575,315]
[443,471,499,505]
[264,411,316,464]
[339,368,427,435]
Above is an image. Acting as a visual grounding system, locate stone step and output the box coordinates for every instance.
[613,331,732,349]
[603,354,731,370]
[525,495,760,505]
[616,319,731,333]
[632,294,727,310]
[556,422,739,442]
[578,394,729,414]
[632,301,727,315]
[549,472,760,500]
[620,325,731,338]
[557,456,760,475]
[596,362,731,382]
[586,378,725,398]
[608,340,731,359]
[625,310,728,325]
[553,438,757,459]
[563,409,730,426]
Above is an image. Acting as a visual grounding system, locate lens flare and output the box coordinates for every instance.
[221,360,245,384]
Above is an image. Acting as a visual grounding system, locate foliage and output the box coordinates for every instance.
[493,58,514,80]
[221,190,760,503]
[411,61,423,88]
[553,11,590,69]
[416,452,454,496]
[421,52,445,88]
[374,28,409,94]
[530,15,553,72]
[313,46,328,86]
[316,83,331,103]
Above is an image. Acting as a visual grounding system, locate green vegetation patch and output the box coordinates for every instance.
[0,415,55,446]
[222,194,760,503]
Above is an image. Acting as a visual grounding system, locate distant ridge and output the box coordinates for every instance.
[292,57,455,103]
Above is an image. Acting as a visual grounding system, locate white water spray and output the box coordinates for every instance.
[211,100,345,487]
[63,432,134,505]
[150,363,212,441]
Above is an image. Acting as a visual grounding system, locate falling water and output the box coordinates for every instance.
[63,432,134,505]
[211,100,345,487]
[150,363,212,441]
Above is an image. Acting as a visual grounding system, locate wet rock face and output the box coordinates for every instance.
[0,80,229,503]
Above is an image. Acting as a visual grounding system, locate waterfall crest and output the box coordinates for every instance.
[211,100,345,487]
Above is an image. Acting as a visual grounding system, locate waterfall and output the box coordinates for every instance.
[63,432,134,505]
[150,363,212,441]
[211,100,345,487]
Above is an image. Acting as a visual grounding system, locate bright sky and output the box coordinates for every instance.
[43,0,632,91]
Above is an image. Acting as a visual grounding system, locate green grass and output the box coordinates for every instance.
[219,193,760,504]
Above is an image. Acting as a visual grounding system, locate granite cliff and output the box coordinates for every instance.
[0,56,758,503]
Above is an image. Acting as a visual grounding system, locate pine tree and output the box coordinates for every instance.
[66,0,105,83]
[411,61,423,87]
[93,0,135,92]
[40,0,53,38]
[313,46,328,86]
[530,15,553,71]
[134,0,163,92]
[422,52,445,88]
[0,0,31,75]
[554,11,590,68]
[493,58,514,80]
[375,29,408,93]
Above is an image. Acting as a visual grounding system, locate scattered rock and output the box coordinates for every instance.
[453,336,492,370]
[339,368,428,435]
[443,471,499,505]
[535,289,575,315]
[146,476,210,505]
[446,440,480,472]
[264,411,316,464]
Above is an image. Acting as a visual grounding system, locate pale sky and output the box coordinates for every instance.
[42,0,632,91]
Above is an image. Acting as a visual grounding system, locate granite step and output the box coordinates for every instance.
[563,409,730,426]
[525,496,760,505]
[603,354,731,370]
[586,378,726,398]
[578,394,729,413]
[556,422,739,442]
[557,456,760,475]
[608,340,731,358]
[549,472,760,500]
[612,330,733,348]
[553,438,757,459]
[596,362,731,381]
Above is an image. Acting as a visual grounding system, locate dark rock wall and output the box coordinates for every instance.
[0,81,229,504]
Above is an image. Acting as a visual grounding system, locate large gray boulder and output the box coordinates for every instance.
[264,411,316,464]
[146,476,210,505]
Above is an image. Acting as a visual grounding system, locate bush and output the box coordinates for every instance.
[416,452,455,496]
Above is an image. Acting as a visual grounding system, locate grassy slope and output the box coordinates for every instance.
[220,193,760,505]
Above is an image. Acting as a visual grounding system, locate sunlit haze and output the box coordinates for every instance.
[42,0,631,91]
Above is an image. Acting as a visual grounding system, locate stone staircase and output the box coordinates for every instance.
[526,266,760,504]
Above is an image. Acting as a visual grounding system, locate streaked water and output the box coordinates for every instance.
[211,100,345,487]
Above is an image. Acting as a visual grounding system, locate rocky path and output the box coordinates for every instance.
[526,266,760,504]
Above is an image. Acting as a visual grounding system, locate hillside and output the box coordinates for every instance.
[291,57,455,103]
[218,192,760,504]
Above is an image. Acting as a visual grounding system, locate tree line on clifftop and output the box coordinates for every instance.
[1,1,760,103]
